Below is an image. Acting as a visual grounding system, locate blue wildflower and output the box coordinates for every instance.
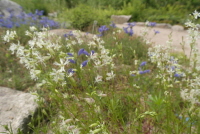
[110,22,116,28]
[148,22,156,27]
[98,25,109,33]
[140,61,147,67]
[67,53,73,57]
[123,27,134,36]
[78,48,90,56]
[68,68,75,74]
[91,50,95,55]
[68,59,76,64]
[174,73,182,77]
[139,70,151,74]
[154,29,160,34]
[81,60,88,67]
[128,22,136,27]
[64,31,74,38]
[78,48,85,56]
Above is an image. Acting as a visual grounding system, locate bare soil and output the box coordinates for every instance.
[116,24,200,57]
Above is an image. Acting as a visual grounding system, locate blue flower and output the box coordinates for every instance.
[64,31,74,38]
[140,61,147,67]
[68,59,76,64]
[82,50,90,56]
[110,22,116,28]
[91,50,95,55]
[148,22,156,27]
[139,70,151,74]
[78,48,90,56]
[174,73,182,77]
[67,53,73,57]
[154,29,160,34]
[78,48,85,56]
[128,22,136,27]
[81,60,88,67]
[123,27,134,36]
[98,25,109,33]
[123,27,129,34]
[68,68,75,74]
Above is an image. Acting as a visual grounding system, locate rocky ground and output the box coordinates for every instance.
[116,23,200,57]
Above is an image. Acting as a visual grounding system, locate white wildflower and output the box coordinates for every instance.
[54,58,69,72]
[106,71,115,80]
[192,10,200,19]
[3,30,17,42]
[50,68,65,82]
[95,75,103,83]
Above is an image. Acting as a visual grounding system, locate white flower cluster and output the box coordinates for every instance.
[180,10,200,106]
[3,26,63,81]
[58,115,81,134]
[3,30,17,42]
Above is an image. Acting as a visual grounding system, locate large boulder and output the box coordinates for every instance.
[0,87,38,133]
[0,0,23,18]
[171,25,184,31]
[111,15,132,24]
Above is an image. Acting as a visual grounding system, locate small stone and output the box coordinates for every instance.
[0,87,38,133]
[172,25,184,31]
[111,15,132,24]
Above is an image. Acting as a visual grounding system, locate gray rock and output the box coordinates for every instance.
[136,22,145,26]
[172,25,184,31]
[0,0,23,18]
[0,86,38,134]
[155,23,172,29]
[111,15,132,24]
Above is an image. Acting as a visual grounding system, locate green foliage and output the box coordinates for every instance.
[121,0,146,21]
[12,0,66,14]
[66,4,117,31]
[145,4,188,24]
[69,4,95,30]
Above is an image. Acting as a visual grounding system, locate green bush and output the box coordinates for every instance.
[121,0,146,22]
[69,4,95,30]
[66,5,117,31]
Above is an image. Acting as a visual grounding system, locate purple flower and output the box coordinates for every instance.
[148,22,156,27]
[78,48,90,56]
[68,59,76,63]
[174,73,182,77]
[81,60,88,67]
[123,27,129,34]
[123,27,134,36]
[110,22,116,28]
[64,31,74,38]
[82,50,90,56]
[140,61,147,67]
[91,50,95,55]
[98,25,109,33]
[35,9,44,16]
[68,68,75,74]
[154,29,160,34]
[139,70,151,74]
[78,48,85,56]
[128,22,136,27]
[67,53,73,57]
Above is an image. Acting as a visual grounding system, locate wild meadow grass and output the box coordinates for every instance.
[1,10,200,134]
